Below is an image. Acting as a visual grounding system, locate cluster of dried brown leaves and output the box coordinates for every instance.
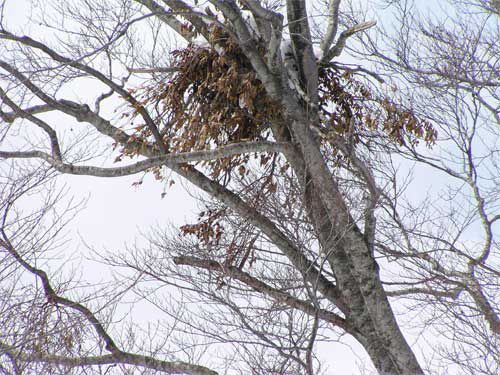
[115,26,436,254]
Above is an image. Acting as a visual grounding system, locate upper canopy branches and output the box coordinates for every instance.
[0,1,498,375]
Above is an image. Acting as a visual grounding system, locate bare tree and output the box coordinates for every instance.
[346,0,500,373]
[0,1,497,375]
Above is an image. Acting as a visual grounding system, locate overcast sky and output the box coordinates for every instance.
[1,1,468,374]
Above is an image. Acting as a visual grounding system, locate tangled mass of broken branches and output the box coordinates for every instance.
[120,25,436,182]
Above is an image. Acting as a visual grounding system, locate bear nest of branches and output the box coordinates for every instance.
[121,26,436,184]
[116,25,438,257]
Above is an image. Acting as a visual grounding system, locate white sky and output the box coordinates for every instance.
[1,1,485,374]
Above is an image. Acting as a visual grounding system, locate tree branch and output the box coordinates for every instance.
[0,103,58,123]
[173,255,350,331]
[208,0,282,98]
[0,236,120,354]
[286,0,319,107]
[319,0,341,62]
[0,87,62,160]
[0,142,292,177]
[170,164,344,308]
[133,0,198,42]
[0,342,218,375]
[158,0,212,41]
[323,20,376,63]
[0,32,166,153]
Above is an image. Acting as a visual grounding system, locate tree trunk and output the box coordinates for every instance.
[300,149,425,375]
